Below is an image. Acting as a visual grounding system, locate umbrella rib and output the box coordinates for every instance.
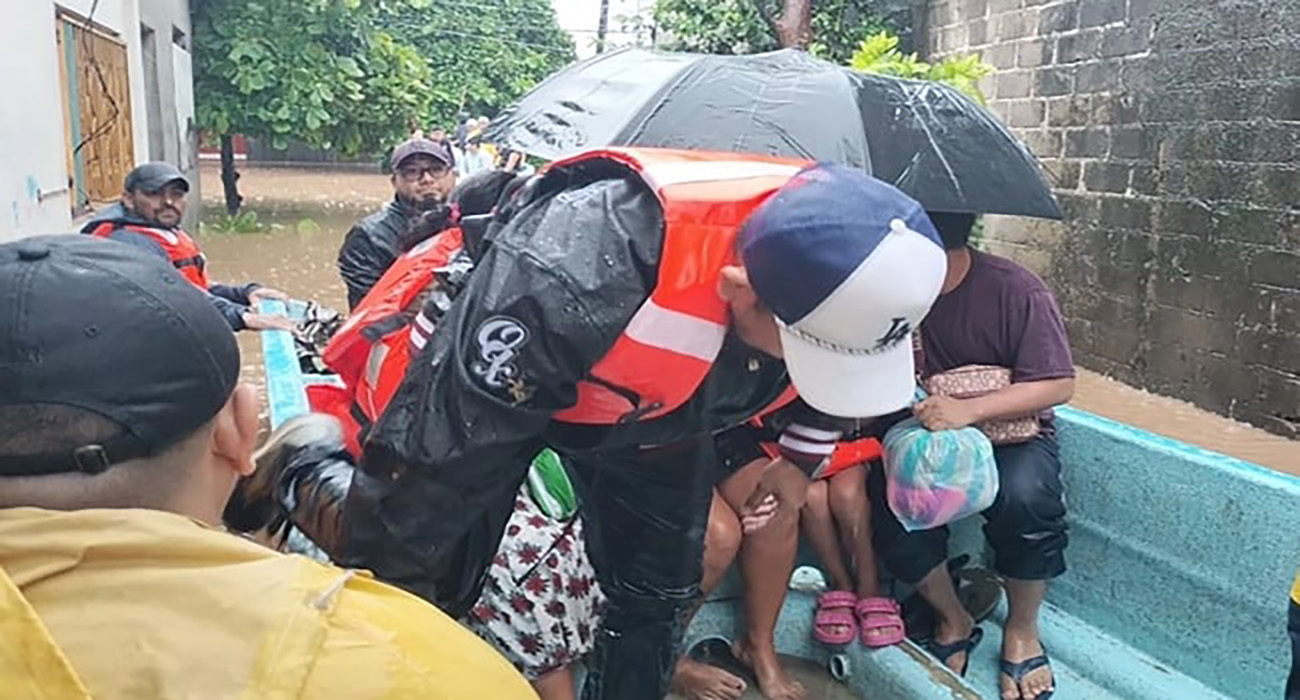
[907,84,966,203]
[733,67,776,152]
[615,57,704,145]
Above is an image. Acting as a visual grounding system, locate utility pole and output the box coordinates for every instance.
[596,0,610,53]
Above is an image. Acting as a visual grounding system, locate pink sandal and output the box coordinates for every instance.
[813,591,858,646]
[856,597,906,647]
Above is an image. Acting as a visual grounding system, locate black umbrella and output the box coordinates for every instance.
[487,48,1061,219]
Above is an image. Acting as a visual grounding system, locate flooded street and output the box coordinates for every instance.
[200,165,1299,476]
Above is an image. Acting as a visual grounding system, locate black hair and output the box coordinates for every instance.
[927,211,977,250]
[451,170,520,217]
[0,404,124,461]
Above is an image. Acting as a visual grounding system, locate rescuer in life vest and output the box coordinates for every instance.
[232,149,949,700]
[81,162,292,332]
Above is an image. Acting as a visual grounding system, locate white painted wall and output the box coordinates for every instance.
[0,0,149,242]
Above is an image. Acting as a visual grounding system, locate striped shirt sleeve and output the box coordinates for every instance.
[778,422,843,476]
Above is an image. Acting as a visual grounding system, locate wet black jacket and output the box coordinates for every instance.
[80,203,260,331]
[346,160,799,613]
[337,199,417,310]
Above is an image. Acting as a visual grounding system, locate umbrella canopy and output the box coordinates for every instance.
[488,48,1061,219]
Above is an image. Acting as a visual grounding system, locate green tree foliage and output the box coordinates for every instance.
[194,0,430,155]
[653,0,894,63]
[377,0,576,129]
[194,0,432,212]
[849,31,994,104]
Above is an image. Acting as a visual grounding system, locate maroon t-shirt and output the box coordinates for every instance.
[920,250,1074,424]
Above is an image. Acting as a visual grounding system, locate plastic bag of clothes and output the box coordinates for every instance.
[882,417,998,532]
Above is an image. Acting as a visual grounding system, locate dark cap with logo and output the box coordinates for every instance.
[391,138,453,169]
[0,235,239,476]
[124,162,190,194]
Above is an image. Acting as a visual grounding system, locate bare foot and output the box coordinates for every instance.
[671,657,747,700]
[932,612,976,675]
[734,638,806,700]
[1000,629,1054,700]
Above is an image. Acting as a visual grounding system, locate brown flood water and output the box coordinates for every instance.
[199,165,1300,476]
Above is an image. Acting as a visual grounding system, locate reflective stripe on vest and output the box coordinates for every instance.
[323,227,464,391]
[552,148,806,425]
[324,227,464,433]
[89,221,210,288]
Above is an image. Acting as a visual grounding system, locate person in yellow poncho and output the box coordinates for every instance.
[0,235,536,700]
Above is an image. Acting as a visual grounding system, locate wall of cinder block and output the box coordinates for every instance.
[919,0,1300,437]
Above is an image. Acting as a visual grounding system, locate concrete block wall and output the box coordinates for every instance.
[920,0,1300,438]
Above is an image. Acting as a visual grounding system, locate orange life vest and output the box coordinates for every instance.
[321,227,466,446]
[319,148,810,450]
[550,148,807,425]
[88,222,210,288]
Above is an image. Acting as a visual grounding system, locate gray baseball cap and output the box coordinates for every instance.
[391,138,453,169]
[124,162,190,194]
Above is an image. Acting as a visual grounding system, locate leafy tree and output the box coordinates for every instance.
[850,31,994,104]
[377,0,576,131]
[194,0,431,213]
[653,0,896,63]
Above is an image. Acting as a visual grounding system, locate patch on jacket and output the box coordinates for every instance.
[471,316,531,402]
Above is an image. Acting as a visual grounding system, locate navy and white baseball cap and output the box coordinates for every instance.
[740,164,947,418]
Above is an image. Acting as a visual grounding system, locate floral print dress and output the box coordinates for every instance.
[463,487,607,680]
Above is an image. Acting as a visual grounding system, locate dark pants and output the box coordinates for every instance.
[567,437,716,700]
[869,433,1068,584]
[1288,600,1300,700]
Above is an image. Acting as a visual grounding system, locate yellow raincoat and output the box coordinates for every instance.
[0,507,537,700]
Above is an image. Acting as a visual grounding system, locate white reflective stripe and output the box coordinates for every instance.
[364,343,389,392]
[641,161,799,189]
[410,326,429,350]
[139,227,179,246]
[623,298,726,363]
[783,422,842,442]
[778,434,836,455]
[413,312,435,334]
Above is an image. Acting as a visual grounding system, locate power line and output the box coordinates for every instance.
[423,28,575,54]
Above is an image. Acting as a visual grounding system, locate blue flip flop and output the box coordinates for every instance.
[1000,652,1055,700]
[925,626,984,676]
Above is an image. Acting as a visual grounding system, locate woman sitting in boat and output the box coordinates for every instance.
[867,212,1075,700]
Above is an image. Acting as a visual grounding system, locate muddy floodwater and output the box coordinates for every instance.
[199,165,1299,476]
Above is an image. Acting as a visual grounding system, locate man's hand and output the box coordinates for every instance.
[248,287,290,304]
[242,312,295,331]
[741,458,811,533]
[913,395,981,431]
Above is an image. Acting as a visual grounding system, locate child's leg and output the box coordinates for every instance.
[670,491,749,700]
[801,478,855,592]
[720,458,806,700]
[827,466,880,599]
[533,666,578,700]
[829,465,904,647]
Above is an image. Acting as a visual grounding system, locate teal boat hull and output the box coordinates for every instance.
[260,303,1299,700]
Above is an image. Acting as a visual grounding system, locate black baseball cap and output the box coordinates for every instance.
[391,138,452,169]
[0,235,239,476]
[124,162,190,194]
